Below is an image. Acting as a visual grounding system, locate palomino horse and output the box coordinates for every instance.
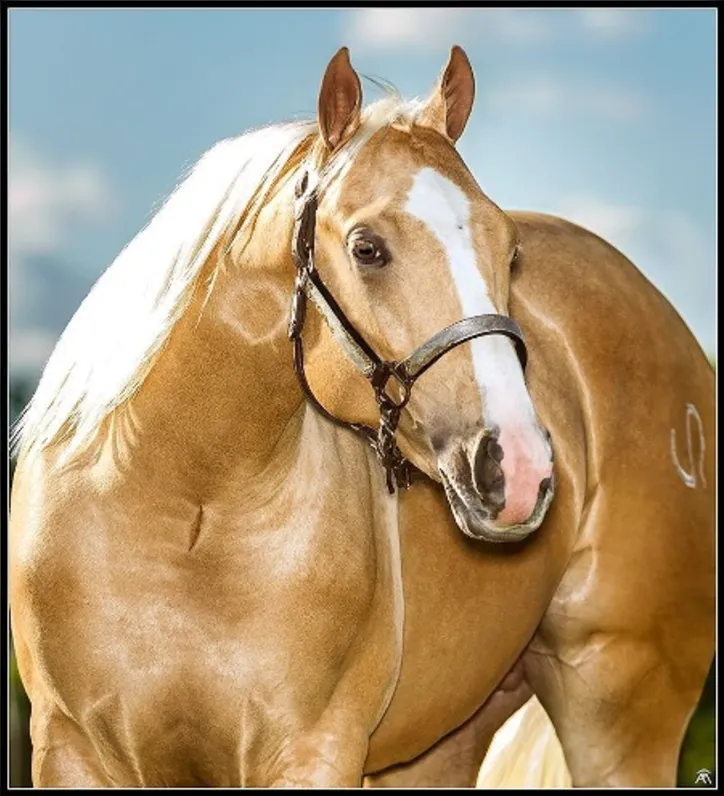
[10,47,714,788]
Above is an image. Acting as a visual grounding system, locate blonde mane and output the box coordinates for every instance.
[12,92,427,463]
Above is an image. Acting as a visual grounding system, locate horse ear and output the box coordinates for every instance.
[417,45,475,144]
[318,47,363,152]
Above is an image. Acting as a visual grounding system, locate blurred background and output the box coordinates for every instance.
[8,8,716,786]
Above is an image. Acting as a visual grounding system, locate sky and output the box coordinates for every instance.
[8,8,717,380]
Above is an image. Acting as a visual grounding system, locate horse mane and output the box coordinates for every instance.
[12,90,426,463]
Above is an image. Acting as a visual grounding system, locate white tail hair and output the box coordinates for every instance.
[476,696,572,789]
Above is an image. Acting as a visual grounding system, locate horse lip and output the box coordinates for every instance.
[439,466,553,543]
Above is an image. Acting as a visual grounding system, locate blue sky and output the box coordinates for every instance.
[9,8,717,377]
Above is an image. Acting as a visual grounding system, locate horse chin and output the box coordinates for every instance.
[439,468,550,543]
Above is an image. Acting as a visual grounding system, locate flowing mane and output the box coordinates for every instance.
[12,93,426,463]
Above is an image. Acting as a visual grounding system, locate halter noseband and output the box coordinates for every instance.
[287,170,528,494]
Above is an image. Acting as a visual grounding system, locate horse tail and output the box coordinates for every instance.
[476,695,572,788]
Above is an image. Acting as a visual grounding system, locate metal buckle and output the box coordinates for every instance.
[371,362,411,411]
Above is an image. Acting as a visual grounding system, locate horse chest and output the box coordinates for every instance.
[13,466,396,784]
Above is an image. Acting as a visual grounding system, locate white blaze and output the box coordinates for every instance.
[404,167,535,428]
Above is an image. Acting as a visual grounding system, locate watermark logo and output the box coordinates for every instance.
[694,768,713,786]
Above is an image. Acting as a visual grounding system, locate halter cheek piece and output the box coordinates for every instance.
[288,170,528,494]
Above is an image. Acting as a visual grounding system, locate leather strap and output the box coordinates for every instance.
[400,314,527,381]
[288,169,528,493]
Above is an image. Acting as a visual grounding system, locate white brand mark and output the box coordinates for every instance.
[671,403,706,488]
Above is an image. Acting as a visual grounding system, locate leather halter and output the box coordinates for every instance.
[287,170,528,494]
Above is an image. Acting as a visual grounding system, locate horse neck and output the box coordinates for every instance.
[126,206,304,492]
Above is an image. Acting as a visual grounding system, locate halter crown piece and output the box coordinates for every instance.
[288,170,528,494]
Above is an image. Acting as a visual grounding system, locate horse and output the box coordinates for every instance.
[10,46,714,788]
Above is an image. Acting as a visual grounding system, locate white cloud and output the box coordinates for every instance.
[487,75,648,122]
[344,11,649,124]
[345,9,554,52]
[9,141,116,377]
[575,9,642,38]
[348,9,468,51]
[9,141,115,261]
[487,9,556,43]
[345,8,644,52]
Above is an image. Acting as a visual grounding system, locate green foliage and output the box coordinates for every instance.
[9,378,37,786]
[678,661,716,787]
[10,644,32,787]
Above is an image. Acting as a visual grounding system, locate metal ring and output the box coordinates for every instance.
[374,364,411,411]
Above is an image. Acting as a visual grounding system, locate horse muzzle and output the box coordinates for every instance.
[437,425,555,542]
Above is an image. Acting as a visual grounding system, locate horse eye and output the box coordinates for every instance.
[354,241,377,259]
[349,233,390,268]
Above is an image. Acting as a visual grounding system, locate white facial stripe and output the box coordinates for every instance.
[404,167,535,426]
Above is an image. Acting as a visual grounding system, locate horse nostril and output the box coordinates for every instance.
[489,439,504,464]
[472,432,506,509]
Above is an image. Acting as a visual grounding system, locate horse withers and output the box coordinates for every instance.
[10,46,714,787]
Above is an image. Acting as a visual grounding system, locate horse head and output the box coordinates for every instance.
[300,47,555,542]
